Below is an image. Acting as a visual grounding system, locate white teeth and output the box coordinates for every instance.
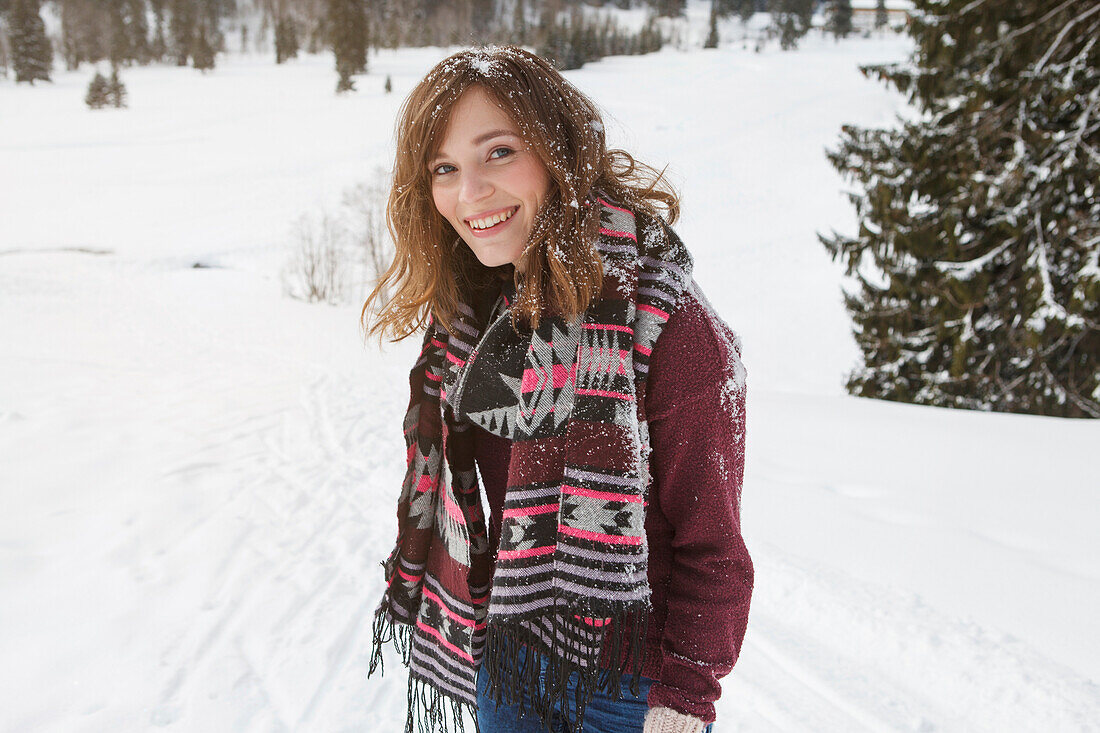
[470,208,515,230]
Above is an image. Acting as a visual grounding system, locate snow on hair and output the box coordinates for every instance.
[362,45,680,342]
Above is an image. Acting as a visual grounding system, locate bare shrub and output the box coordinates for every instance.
[341,165,394,305]
[282,166,393,308]
[281,213,351,304]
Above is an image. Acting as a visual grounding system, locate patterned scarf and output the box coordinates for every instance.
[369,198,693,733]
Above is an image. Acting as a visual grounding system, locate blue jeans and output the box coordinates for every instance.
[475,642,715,733]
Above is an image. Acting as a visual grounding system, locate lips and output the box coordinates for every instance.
[465,206,519,232]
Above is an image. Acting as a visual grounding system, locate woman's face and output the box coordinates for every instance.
[429,85,553,271]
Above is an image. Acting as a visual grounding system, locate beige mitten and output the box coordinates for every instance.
[642,706,708,733]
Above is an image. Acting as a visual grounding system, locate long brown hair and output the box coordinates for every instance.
[361,45,680,341]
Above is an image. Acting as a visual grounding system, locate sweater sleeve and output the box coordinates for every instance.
[643,287,754,723]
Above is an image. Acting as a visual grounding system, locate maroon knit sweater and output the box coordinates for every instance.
[472,283,753,724]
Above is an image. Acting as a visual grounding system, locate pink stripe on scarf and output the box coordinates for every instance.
[416,619,475,662]
[599,226,638,242]
[502,503,558,518]
[584,323,634,333]
[422,587,486,629]
[574,388,634,401]
[563,484,642,503]
[497,545,556,560]
[596,197,632,215]
[397,567,422,583]
[637,303,669,320]
[559,525,643,545]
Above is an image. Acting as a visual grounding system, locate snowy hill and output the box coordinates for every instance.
[2,32,1099,733]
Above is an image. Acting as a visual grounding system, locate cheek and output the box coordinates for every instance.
[430,187,444,216]
[519,160,553,203]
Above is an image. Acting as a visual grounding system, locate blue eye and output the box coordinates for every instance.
[432,163,456,176]
[489,147,514,160]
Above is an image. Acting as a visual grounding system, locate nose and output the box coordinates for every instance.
[458,168,494,205]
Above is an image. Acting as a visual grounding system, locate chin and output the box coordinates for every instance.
[467,243,524,270]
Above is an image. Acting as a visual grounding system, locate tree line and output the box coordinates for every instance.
[1,1,899,87]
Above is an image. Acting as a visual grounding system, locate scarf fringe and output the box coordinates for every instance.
[367,600,411,679]
[480,600,650,732]
[369,602,481,733]
[406,676,478,733]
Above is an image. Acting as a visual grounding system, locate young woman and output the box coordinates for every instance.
[365,46,752,733]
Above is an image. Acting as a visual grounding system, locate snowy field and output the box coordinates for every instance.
[3,25,1100,733]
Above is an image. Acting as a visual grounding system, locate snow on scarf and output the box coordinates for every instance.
[368,197,693,733]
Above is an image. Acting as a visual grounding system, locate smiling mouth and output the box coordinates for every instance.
[466,206,519,231]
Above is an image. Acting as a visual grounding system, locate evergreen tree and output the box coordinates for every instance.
[644,14,663,53]
[704,0,719,48]
[874,0,887,29]
[0,24,9,78]
[108,65,128,106]
[470,0,494,42]
[768,0,813,50]
[328,0,368,91]
[59,0,107,70]
[169,0,195,65]
[192,14,215,70]
[384,73,391,93]
[650,0,685,17]
[826,0,852,38]
[274,15,298,63]
[108,0,130,66]
[820,0,1100,418]
[198,0,226,53]
[712,0,738,18]
[150,0,168,60]
[737,0,755,23]
[513,0,528,45]
[125,0,150,63]
[85,69,110,107]
[9,0,52,83]
[105,0,151,65]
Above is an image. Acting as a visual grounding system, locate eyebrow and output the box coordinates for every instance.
[430,129,519,164]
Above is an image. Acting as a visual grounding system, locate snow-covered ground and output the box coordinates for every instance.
[3,25,1099,733]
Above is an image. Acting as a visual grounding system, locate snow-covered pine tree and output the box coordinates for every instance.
[108,65,127,106]
[274,15,298,63]
[85,69,110,107]
[328,0,367,92]
[169,0,195,65]
[650,0,686,17]
[737,0,755,23]
[768,0,814,50]
[150,0,168,61]
[108,0,131,66]
[59,0,102,70]
[197,0,226,53]
[826,0,852,39]
[821,0,1100,418]
[705,0,720,48]
[124,0,150,63]
[9,0,52,83]
[874,0,887,29]
[0,20,9,78]
[513,0,528,45]
[192,14,215,70]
